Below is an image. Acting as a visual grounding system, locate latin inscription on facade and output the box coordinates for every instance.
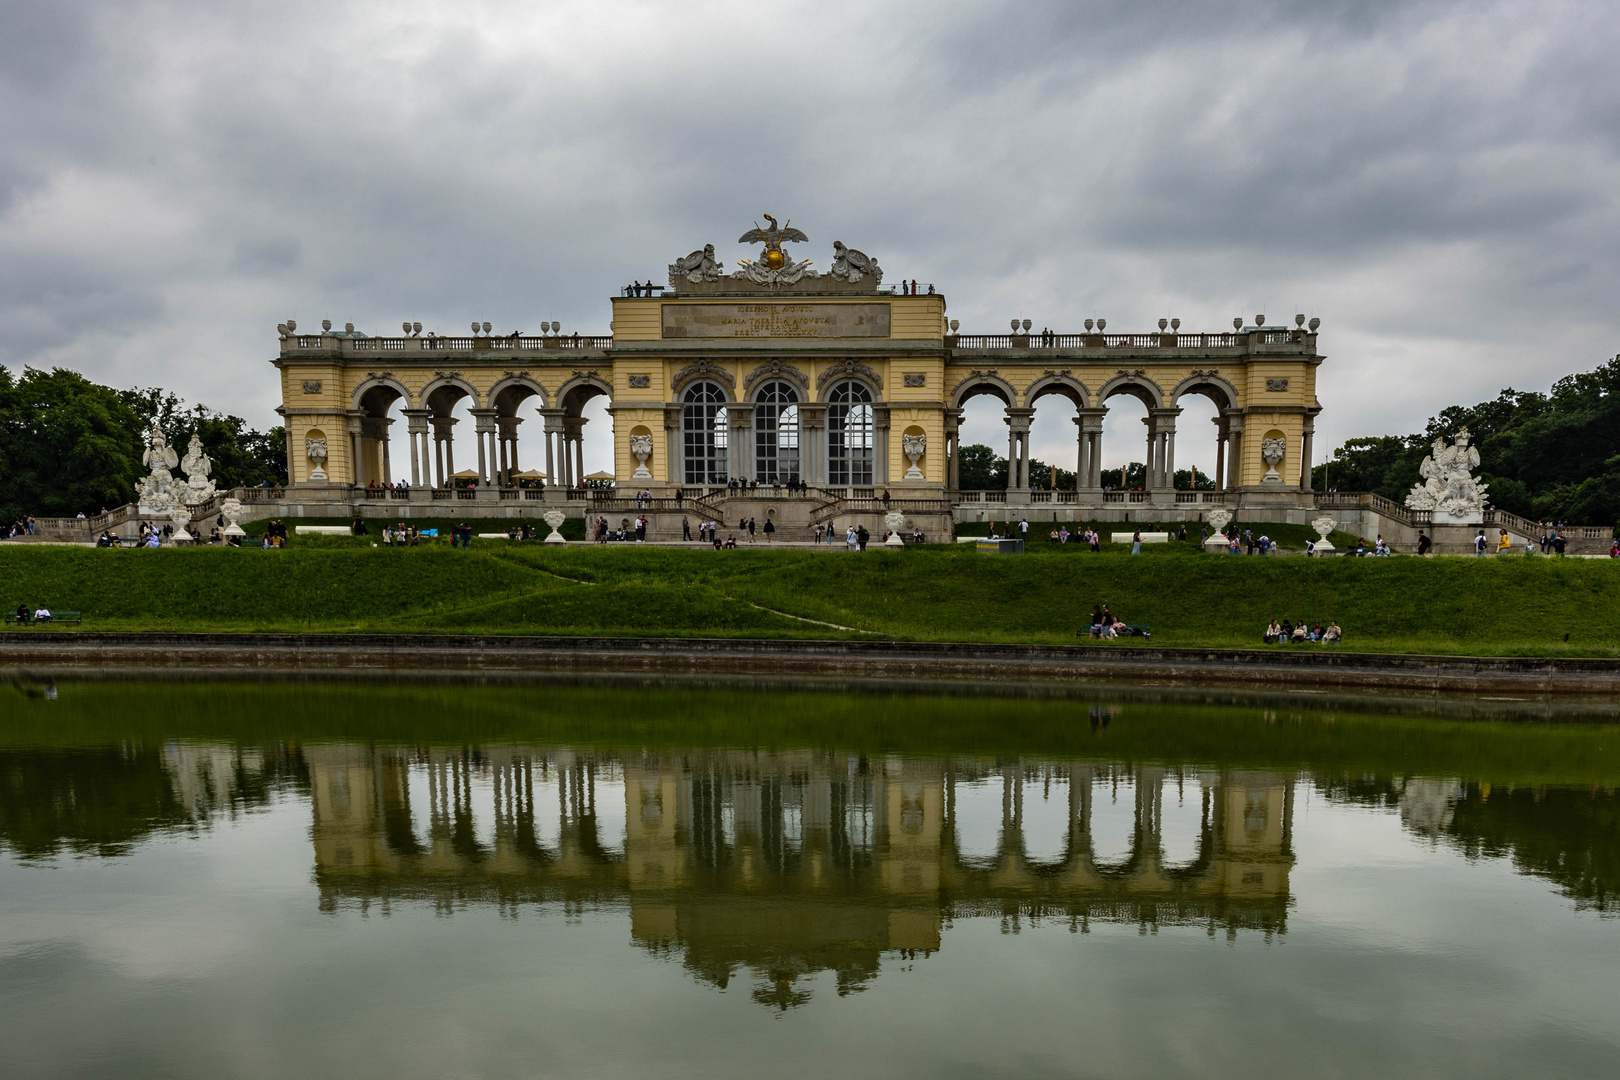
[662,303,891,340]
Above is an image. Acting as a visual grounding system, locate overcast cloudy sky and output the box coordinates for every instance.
[4,0,1618,477]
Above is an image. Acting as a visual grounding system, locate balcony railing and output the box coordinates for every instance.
[949,330,1295,350]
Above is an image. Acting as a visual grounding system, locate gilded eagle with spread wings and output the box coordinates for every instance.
[738,213,808,252]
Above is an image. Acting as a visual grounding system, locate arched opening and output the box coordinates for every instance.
[827,379,874,487]
[953,386,1013,491]
[549,380,611,491]
[1099,388,1153,492]
[491,381,545,488]
[356,385,406,487]
[682,381,730,486]
[1172,380,1236,491]
[1027,385,1082,491]
[753,379,801,484]
[424,384,475,488]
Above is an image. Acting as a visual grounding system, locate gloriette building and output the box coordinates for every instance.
[271,214,1326,537]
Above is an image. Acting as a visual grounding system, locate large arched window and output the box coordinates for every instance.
[753,380,801,483]
[827,379,874,486]
[682,381,729,485]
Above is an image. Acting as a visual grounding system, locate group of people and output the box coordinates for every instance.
[1264,619,1342,644]
[382,522,428,546]
[682,516,775,544]
[595,516,649,543]
[12,604,53,624]
[1045,526,1105,551]
[3,516,38,539]
[1087,605,1128,638]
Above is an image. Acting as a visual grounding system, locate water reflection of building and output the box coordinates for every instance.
[305,746,1296,1005]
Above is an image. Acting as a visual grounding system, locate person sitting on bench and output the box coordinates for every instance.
[33,606,51,623]
[14,603,30,625]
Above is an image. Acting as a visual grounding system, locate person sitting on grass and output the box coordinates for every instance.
[1264,619,1281,644]
[1291,621,1308,643]
[1278,618,1294,642]
[1322,621,1342,643]
[1310,622,1325,642]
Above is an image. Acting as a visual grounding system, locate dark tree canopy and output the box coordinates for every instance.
[1317,356,1620,527]
[0,366,285,522]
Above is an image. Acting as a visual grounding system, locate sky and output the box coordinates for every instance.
[4,0,1618,478]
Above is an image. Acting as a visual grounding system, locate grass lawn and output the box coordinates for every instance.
[1,542,1616,656]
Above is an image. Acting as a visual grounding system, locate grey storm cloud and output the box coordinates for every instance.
[2,0,1618,475]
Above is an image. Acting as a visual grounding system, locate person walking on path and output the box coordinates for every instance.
[1474,530,1488,556]
[747,517,756,542]
[763,518,775,543]
[856,525,870,551]
[1019,519,1029,544]
[682,516,692,541]
[1131,529,1142,555]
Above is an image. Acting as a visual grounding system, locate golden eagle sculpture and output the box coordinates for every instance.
[738,213,808,269]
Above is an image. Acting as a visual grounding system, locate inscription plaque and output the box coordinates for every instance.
[662,302,890,339]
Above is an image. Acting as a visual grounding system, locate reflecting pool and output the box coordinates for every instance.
[2,679,1618,1078]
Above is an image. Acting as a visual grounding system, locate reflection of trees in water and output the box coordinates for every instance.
[1320,772,1620,915]
[0,744,307,859]
[1442,784,1620,914]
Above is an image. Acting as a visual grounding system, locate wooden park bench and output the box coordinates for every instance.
[5,611,83,626]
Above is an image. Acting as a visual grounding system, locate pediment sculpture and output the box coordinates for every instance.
[669,243,724,283]
[1405,428,1489,515]
[828,242,882,284]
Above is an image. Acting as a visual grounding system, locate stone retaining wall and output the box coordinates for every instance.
[3,633,1618,696]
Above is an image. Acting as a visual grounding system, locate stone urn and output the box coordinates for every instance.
[220,498,246,539]
[901,433,926,481]
[169,509,194,545]
[542,509,568,544]
[1311,514,1337,555]
[884,510,907,547]
[1204,508,1233,548]
[629,434,654,480]
[1260,438,1286,484]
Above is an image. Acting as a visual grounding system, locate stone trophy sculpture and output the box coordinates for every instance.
[136,424,181,512]
[1405,428,1488,522]
[735,214,814,287]
[306,437,329,482]
[629,434,654,479]
[1204,508,1234,548]
[1260,438,1288,484]
[179,434,218,505]
[829,241,883,284]
[901,433,926,481]
[669,243,724,283]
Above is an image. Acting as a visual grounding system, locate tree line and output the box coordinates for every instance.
[955,444,1213,491]
[1317,356,1620,525]
[0,366,286,522]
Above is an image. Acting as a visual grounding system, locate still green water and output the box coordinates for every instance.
[2,678,1618,1079]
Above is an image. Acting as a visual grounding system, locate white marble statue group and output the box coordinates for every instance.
[136,424,219,513]
[1404,428,1489,517]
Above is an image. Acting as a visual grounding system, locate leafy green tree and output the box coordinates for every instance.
[0,367,147,521]
[1100,462,1147,489]
[956,444,1007,490]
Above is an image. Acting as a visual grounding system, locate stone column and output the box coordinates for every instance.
[664,404,682,489]
[1299,419,1315,491]
[801,404,827,486]
[539,410,564,489]
[404,410,430,488]
[1213,416,1227,492]
[1004,408,1034,493]
[347,414,365,488]
[283,423,295,486]
[497,416,522,486]
[470,409,497,486]
[874,406,891,486]
[1226,418,1245,490]
[730,409,753,483]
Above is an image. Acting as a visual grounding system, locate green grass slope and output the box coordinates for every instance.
[2,543,1616,654]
